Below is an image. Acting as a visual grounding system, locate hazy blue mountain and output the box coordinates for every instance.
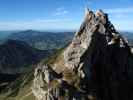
[121,32,133,46]
[0,31,19,42]
[0,39,55,93]
[0,39,54,74]
[8,30,74,50]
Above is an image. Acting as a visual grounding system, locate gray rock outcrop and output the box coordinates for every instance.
[32,8,133,100]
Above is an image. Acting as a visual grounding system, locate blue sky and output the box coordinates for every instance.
[0,0,133,31]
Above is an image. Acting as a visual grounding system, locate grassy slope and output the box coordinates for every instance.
[0,68,35,100]
[0,46,67,100]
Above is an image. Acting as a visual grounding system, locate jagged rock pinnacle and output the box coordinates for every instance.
[32,8,133,100]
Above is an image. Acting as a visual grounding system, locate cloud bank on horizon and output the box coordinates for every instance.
[0,0,132,31]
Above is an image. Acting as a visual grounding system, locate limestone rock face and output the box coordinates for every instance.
[32,8,133,100]
[32,64,62,100]
[64,9,108,79]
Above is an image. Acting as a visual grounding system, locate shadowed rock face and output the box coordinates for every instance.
[32,8,133,100]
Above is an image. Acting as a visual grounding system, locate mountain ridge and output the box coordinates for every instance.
[32,8,133,100]
[0,8,133,100]
[8,30,74,50]
[0,39,54,74]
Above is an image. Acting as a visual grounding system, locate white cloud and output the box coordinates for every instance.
[104,7,133,14]
[112,13,125,18]
[54,10,68,16]
[86,1,92,6]
[56,7,65,11]
[104,7,133,25]
[0,18,73,30]
[34,18,71,23]
[53,7,69,16]
[112,20,133,31]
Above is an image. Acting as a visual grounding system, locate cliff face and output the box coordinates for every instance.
[32,8,133,100]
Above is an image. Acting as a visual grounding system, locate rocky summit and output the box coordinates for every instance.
[32,8,133,100]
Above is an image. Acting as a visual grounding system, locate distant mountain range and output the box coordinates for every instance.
[0,30,132,50]
[121,32,133,46]
[0,31,18,43]
[8,30,74,50]
[0,39,54,74]
[0,39,56,96]
[0,30,74,93]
